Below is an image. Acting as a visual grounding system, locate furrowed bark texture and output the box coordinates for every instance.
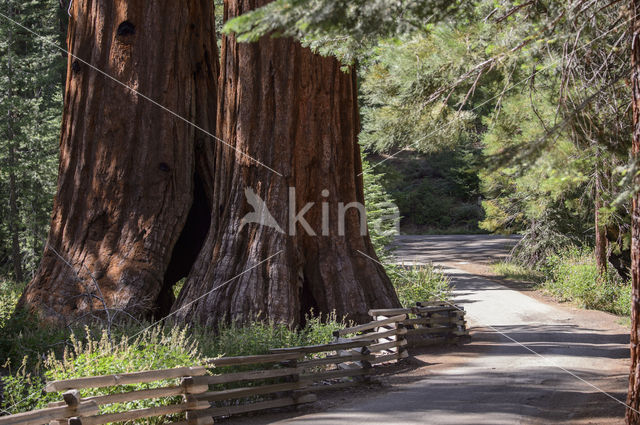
[19,0,218,321]
[173,0,400,325]
[627,1,640,422]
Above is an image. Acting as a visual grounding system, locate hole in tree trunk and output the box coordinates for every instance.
[154,171,211,319]
[299,277,319,328]
[116,21,136,37]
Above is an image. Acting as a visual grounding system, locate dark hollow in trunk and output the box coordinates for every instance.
[19,0,218,322]
[172,0,400,326]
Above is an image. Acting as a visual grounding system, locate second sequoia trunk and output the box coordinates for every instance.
[18,0,218,321]
[173,0,400,325]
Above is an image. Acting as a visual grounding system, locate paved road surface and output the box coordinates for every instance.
[232,235,630,424]
[391,234,520,265]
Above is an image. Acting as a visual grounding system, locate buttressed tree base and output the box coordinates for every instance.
[20,0,399,326]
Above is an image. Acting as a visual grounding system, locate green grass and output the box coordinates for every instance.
[542,247,631,316]
[386,263,452,307]
[493,247,631,317]
[0,311,345,418]
[491,261,544,283]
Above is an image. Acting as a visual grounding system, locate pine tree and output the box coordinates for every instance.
[0,0,64,282]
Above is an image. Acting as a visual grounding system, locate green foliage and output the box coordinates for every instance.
[478,87,596,263]
[386,264,452,307]
[206,312,346,357]
[491,261,544,283]
[362,161,399,258]
[0,279,23,329]
[223,0,466,63]
[371,151,484,233]
[541,247,631,316]
[0,0,65,280]
[0,357,57,414]
[45,328,201,422]
[0,308,69,369]
[0,315,346,417]
[1,327,202,422]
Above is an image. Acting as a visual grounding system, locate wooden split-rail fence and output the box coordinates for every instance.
[0,303,466,425]
[369,301,469,347]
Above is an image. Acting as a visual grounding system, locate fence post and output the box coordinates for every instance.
[395,321,409,361]
[182,375,213,425]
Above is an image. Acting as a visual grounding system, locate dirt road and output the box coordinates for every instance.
[229,235,630,424]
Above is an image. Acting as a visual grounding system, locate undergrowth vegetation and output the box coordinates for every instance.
[542,247,631,316]
[494,246,631,317]
[0,312,345,418]
[387,264,452,307]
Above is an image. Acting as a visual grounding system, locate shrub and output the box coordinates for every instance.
[541,246,631,316]
[0,279,24,329]
[362,161,400,260]
[1,326,203,423]
[208,312,345,358]
[491,261,544,283]
[0,313,347,419]
[387,264,452,307]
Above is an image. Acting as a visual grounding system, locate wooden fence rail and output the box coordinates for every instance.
[0,303,467,425]
[370,302,468,347]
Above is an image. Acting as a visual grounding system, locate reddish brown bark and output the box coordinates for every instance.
[19,0,218,322]
[172,0,400,325]
[595,158,608,275]
[627,1,640,422]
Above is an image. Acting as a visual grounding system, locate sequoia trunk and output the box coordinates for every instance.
[627,1,640,422]
[19,0,218,322]
[173,0,400,325]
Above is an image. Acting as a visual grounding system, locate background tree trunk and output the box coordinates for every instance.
[19,0,218,322]
[173,0,400,326]
[627,1,640,422]
[595,151,608,275]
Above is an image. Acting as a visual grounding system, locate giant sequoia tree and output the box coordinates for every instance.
[20,0,399,324]
[173,0,399,325]
[19,0,219,320]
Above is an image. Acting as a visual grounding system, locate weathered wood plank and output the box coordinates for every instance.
[405,327,454,336]
[334,314,407,336]
[48,384,204,408]
[68,401,208,425]
[191,394,316,418]
[193,367,300,385]
[368,339,408,353]
[348,327,406,342]
[0,401,98,425]
[196,381,304,402]
[45,366,207,392]
[300,367,372,382]
[269,340,370,354]
[205,352,301,367]
[298,353,373,368]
